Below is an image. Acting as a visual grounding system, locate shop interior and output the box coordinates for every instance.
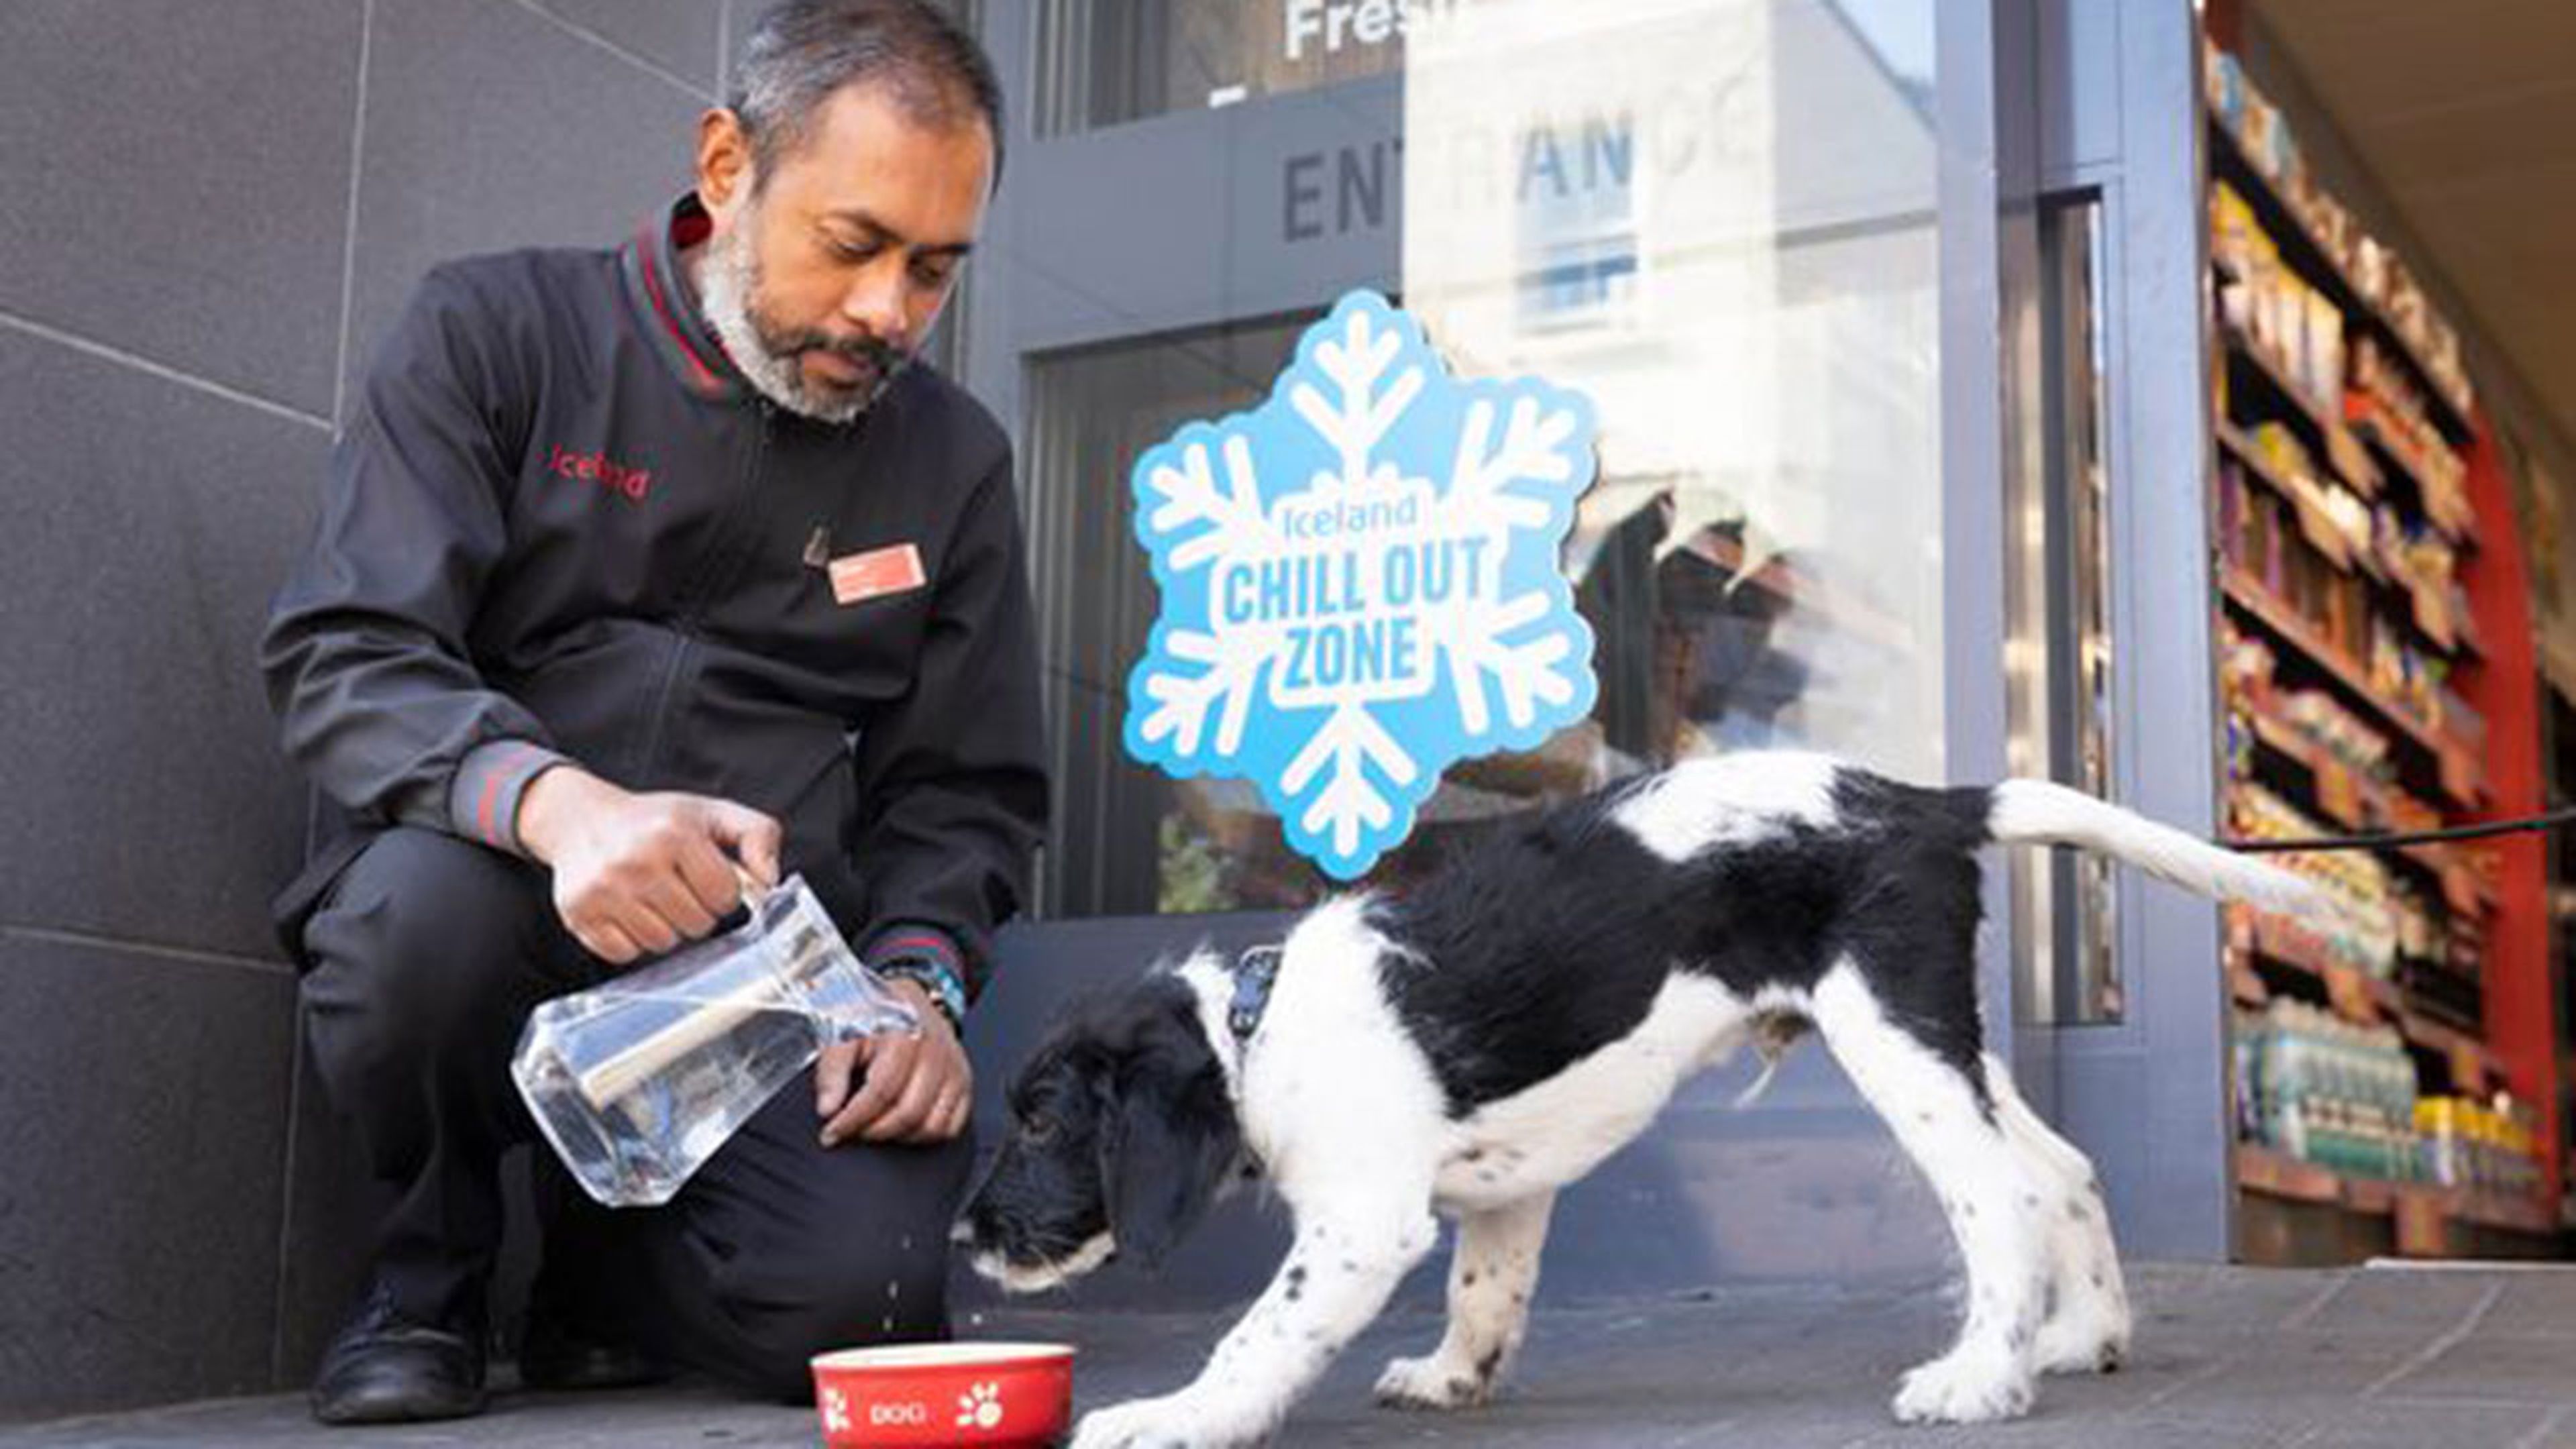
[2201,0,2576,1263]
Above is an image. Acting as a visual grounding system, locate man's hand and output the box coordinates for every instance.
[515,765,784,965]
[814,978,972,1146]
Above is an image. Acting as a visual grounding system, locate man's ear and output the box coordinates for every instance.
[696,107,755,223]
[1097,1053,1240,1269]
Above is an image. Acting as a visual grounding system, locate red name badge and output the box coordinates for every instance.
[828,543,928,606]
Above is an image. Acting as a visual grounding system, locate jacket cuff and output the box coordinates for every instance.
[447,740,569,857]
[862,922,971,1003]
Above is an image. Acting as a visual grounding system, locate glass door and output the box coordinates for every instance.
[955,0,2016,1296]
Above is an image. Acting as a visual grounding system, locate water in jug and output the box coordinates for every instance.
[512,873,920,1207]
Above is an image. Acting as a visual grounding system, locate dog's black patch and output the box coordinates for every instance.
[1375,766,1996,1114]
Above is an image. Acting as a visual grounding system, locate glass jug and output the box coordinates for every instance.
[511,873,920,1207]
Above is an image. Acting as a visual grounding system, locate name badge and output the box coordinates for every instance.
[828,543,928,606]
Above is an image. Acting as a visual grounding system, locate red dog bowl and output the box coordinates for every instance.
[812,1342,1075,1448]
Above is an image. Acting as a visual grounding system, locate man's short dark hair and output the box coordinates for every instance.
[729,0,1005,186]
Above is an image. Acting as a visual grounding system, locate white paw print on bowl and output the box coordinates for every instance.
[955,1380,1004,1430]
[820,1387,851,1434]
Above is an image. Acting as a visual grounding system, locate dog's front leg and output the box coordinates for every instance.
[1072,1206,1440,1449]
[1375,1191,1556,1410]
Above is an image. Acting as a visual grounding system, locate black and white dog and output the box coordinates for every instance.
[956,753,2324,1447]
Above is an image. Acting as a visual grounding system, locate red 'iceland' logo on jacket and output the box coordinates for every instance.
[547,443,651,500]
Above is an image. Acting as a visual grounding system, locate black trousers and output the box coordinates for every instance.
[297,827,975,1401]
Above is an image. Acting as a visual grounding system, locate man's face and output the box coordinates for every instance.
[698,85,993,422]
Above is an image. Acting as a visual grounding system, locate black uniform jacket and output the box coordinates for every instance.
[260,196,1048,996]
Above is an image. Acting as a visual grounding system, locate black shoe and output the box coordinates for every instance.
[309,1281,488,1426]
[517,1309,669,1392]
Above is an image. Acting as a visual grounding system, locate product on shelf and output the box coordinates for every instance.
[2416,1093,2544,1199]
[2204,48,2475,419]
[2237,999,2422,1182]
[2213,184,2347,415]
[2350,337,2473,535]
[2227,782,2398,969]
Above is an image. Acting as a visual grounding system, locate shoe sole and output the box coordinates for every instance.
[310,1385,488,1426]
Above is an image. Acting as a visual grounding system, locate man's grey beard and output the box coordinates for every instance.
[696,215,911,425]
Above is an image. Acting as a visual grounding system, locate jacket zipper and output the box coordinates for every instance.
[633,400,777,782]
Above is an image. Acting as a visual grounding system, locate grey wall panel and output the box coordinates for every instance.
[337,0,708,419]
[514,0,724,97]
[0,327,325,959]
[0,934,296,1421]
[0,0,787,1423]
[0,0,360,419]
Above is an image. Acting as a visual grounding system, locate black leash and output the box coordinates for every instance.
[2225,803,2576,855]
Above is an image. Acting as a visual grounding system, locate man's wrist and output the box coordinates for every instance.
[450,741,574,859]
[514,763,610,865]
[876,960,966,1034]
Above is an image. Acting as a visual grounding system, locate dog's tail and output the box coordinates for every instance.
[1984,779,2333,922]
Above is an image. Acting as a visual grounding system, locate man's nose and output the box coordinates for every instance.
[840,262,908,343]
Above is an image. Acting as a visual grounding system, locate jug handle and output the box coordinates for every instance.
[568,867,784,1110]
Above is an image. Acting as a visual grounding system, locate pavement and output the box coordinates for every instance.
[4,1262,2575,1447]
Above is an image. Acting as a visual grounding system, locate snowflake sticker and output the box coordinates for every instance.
[1125,290,1599,879]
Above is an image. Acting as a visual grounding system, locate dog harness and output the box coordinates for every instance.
[1228,945,1284,1042]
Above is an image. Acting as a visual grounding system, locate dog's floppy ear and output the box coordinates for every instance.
[1097,1004,1240,1269]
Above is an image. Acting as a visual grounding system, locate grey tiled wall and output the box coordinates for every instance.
[0,0,742,1423]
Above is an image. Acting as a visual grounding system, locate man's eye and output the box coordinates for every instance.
[824,236,875,263]
[910,259,957,289]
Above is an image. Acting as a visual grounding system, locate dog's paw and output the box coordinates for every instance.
[1890,1349,2035,1424]
[1070,1397,1192,1449]
[1374,1352,1493,1411]
[1071,1393,1271,1449]
[2033,1312,2130,1376]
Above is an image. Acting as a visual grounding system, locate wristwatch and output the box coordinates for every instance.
[875,958,966,1034]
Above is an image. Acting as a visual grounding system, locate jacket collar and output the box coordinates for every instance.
[620,193,750,405]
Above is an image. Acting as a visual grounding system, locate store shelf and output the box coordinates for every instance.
[2232,717,2492,932]
[2234,1144,2556,1242]
[2218,424,2387,584]
[2236,931,2401,1016]
[2208,114,2474,443]
[2237,1143,2353,1208]
[2219,566,2484,805]
[2242,710,2409,831]
[2451,1187,2559,1236]
[2229,928,2496,1079]
[2350,409,2481,553]
[2230,959,2271,1006]
[2223,330,2361,477]
[2394,1007,2502,1083]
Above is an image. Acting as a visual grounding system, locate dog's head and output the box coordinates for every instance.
[955,965,1243,1293]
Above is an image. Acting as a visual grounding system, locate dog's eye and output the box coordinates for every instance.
[1020,1114,1059,1145]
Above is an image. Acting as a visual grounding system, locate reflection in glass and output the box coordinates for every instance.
[1403,0,1945,775]
[2009,195,2122,1024]
[1022,0,1943,918]
[1034,0,1413,136]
